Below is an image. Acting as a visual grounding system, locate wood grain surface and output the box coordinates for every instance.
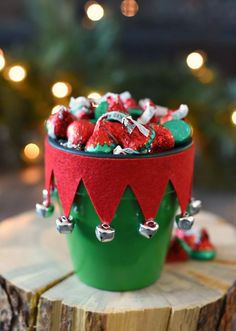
[0,211,236,331]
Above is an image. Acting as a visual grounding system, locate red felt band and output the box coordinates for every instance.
[45,138,194,224]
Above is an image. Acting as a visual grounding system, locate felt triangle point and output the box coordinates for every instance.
[44,138,194,223]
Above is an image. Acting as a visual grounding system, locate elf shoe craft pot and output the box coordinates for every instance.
[46,138,194,291]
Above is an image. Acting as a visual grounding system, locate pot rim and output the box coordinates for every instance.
[48,136,193,159]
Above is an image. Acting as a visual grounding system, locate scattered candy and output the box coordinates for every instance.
[190,228,216,260]
[166,237,189,263]
[167,227,216,262]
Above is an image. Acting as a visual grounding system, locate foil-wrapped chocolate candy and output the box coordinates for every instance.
[139,219,159,239]
[56,216,74,234]
[95,223,115,242]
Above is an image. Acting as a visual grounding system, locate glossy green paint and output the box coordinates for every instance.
[163,119,192,145]
[178,237,216,261]
[62,183,178,291]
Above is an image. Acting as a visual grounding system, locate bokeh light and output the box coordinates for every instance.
[231,110,236,125]
[197,67,214,84]
[20,166,42,185]
[86,2,104,21]
[23,143,40,161]
[88,91,101,99]
[121,0,139,17]
[8,65,26,82]
[186,52,205,70]
[51,82,71,98]
[0,49,6,71]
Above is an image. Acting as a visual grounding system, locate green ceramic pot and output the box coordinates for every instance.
[54,144,192,291]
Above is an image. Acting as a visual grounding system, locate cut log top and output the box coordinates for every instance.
[0,211,236,331]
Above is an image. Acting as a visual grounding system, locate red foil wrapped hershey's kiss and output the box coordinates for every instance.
[107,95,128,114]
[47,107,75,139]
[150,124,175,152]
[67,120,95,146]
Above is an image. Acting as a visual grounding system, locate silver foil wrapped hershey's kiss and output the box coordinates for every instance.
[139,219,159,239]
[95,223,115,242]
[56,216,74,234]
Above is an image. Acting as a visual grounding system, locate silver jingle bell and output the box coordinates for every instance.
[189,198,202,216]
[35,201,54,218]
[176,213,194,231]
[139,219,159,239]
[95,223,115,243]
[56,216,74,234]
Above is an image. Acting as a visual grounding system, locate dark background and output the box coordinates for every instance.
[0,0,236,224]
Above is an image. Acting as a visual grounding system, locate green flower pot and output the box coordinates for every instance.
[64,183,178,291]
[51,142,194,292]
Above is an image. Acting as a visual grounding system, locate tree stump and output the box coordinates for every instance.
[0,211,236,331]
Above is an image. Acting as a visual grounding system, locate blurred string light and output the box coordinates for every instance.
[8,65,27,82]
[20,167,42,185]
[231,110,236,125]
[196,67,214,84]
[23,143,40,161]
[85,1,104,21]
[88,91,101,99]
[186,51,205,70]
[0,49,6,71]
[51,81,72,98]
[121,0,139,17]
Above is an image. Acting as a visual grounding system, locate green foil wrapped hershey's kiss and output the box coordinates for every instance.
[86,143,116,153]
[128,108,143,120]
[95,101,108,120]
[163,119,192,146]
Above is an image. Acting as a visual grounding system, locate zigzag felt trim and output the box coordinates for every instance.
[45,138,194,224]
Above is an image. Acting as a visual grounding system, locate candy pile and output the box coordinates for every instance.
[46,92,192,154]
[167,227,216,262]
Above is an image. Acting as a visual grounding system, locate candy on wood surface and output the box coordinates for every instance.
[0,211,236,331]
